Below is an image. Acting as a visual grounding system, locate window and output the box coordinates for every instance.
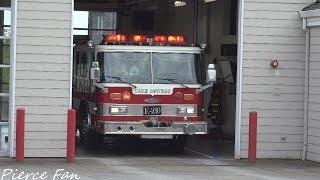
[79,52,88,77]
[0,9,11,122]
[0,0,12,156]
[223,0,238,35]
[229,0,238,35]
[0,0,10,7]
[153,53,198,84]
[73,11,117,44]
[73,11,88,35]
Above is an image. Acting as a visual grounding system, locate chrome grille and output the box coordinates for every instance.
[100,103,197,117]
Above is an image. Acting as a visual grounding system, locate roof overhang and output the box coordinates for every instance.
[299,9,320,30]
[299,3,320,29]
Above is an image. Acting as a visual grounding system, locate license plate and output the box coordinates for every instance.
[144,106,162,115]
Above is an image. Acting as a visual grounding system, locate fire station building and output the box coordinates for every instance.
[1,0,320,163]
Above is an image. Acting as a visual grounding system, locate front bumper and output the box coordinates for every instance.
[96,121,208,135]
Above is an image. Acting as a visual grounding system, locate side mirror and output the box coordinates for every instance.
[206,64,216,84]
[90,62,100,82]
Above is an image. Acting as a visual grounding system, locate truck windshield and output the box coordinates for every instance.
[101,52,199,84]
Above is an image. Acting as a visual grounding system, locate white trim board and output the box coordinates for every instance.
[234,0,244,160]
[307,17,320,27]
[0,36,10,40]
[0,7,11,11]
[69,0,74,109]
[9,0,17,158]
[300,9,320,18]
[299,9,320,28]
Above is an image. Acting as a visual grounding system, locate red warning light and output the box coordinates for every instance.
[106,34,127,42]
[153,35,168,43]
[271,59,279,69]
[176,36,185,43]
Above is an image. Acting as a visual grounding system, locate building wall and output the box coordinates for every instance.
[15,0,72,157]
[240,0,314,159]
[307,26,320,162]
[12,0,319,159]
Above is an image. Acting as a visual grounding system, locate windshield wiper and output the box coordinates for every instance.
[107,76,137,89]
[156,77,190,88]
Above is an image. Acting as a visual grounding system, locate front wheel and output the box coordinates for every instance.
[77,101,89,144]
[84,127,99,149]
[77,101,99,149]
[171,136,186,153]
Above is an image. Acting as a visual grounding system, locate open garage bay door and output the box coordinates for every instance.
[73,0,239,158]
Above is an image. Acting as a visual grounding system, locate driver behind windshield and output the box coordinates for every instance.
[104,52,151,84]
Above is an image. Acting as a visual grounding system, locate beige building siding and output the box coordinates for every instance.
[11,0,320,159]
[14,0,72,157]
[307,27,320,162]
[240,0,314,159]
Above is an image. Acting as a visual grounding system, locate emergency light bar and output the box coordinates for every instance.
[104,34,186,45]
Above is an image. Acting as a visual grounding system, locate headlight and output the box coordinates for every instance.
[177,107,195,115]
[109,106,128,114]
[186,107,195,114]
[178,107,186,114]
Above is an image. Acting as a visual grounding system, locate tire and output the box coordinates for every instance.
[84,127,99,150]
[171,136,186,153]
[77,101,89,144]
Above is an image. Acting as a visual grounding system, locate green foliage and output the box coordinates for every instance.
[1,45,10,89]
[0,44,9,121]
[3,45,10,64]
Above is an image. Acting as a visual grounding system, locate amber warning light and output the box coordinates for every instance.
[110,92,132,102]
[106,34,127,42]
[153,35,168,43]
[153,35,186,44]
[168,35,185,44]
[131,35,148,43]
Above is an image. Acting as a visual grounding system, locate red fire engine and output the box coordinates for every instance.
[73,34,216,151]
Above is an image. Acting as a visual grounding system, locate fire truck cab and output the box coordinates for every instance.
[73,34,216,150]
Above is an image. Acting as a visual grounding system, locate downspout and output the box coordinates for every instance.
[302,17,310,161]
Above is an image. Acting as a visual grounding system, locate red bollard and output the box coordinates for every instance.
[67,109,76,162]
[16,108,25,162]
[248,111,257,163]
